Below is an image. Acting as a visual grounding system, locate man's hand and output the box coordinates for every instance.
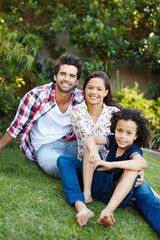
[0,132,14,150]
[135,170,145,187]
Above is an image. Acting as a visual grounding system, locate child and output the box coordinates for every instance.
[83,108,150,226]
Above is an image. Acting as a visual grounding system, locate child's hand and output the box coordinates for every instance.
[93,160,112,171]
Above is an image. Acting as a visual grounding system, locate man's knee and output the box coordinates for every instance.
[39,160,59,177]
[37,153,59,176]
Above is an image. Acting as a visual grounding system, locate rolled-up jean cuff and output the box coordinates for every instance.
[67,194,85,206]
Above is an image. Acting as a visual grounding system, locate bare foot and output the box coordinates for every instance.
[97,212,115,227]
[76,208,94,226]
[83,192,93,204]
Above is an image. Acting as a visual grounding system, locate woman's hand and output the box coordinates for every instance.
[135,170,145,187]
[88,149,101,164]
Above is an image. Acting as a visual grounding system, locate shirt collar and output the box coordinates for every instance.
[48,82,79,105]
[48,82,56,101]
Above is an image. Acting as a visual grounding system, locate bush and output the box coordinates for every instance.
[116,82,160,150]
[0,84,20,119]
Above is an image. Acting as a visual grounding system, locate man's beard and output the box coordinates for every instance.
[56,81,77,92]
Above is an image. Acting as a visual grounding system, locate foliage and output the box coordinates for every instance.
[0,1,64,113]
[50,0,160,76]
[0,84,20,118]
[148,80,160,99]
[0,147,159,239]
[116,82,160,150]
[116,82,160,130]
[149,129,160,151]
[0,0,159,80]
[0,1,160,124]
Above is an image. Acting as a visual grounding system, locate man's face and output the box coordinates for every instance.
[54,64,78,93]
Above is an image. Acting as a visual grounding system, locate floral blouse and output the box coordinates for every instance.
[70,101,119,160]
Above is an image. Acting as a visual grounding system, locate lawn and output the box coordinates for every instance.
[0,147,159,240]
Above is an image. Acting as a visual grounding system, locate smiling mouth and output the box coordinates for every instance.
[89,95,98,99]
[118,140,126,145]
[61,81,71,86]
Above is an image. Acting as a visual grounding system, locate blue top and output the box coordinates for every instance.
[105,134,142,173]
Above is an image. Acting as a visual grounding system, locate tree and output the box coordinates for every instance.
[50,0,160,76]
[0,0,160,117]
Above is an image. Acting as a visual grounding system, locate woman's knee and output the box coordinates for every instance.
[57,155,75,168]
[57,155,67,168]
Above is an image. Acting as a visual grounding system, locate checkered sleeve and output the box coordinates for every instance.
[7,90,41,138]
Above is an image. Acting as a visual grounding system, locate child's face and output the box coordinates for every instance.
[115,119,138,150]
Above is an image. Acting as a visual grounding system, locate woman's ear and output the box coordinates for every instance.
[105,89,109,97]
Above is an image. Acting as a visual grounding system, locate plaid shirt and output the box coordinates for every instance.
[7,82,84,161]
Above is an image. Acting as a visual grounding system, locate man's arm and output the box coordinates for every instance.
[0,132,15,150]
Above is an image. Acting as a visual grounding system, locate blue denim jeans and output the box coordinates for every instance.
[91,167,138,208]
[57,155,160,235]
[57,155,84,204]
[131,179,160,235]
[35,139,78,177]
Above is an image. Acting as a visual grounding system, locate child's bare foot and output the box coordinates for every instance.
[97,212,115,227]
[76,208,94,226]
[83,192,93,204]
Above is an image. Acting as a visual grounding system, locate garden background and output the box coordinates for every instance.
[0,1,160,239]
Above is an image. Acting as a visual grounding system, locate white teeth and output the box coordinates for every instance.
[90,96,97,99]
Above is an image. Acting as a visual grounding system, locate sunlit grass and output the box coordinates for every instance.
[0,147,159,240]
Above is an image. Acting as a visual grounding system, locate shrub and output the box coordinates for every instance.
[116,82,160,150]
[0,84,20,119]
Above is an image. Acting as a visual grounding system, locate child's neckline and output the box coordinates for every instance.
[116,147,126,158]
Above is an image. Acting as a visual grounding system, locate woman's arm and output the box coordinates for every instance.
[85,136,107,163]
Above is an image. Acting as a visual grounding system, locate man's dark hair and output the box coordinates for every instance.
[110,108,151,148]
[54,54,83,80]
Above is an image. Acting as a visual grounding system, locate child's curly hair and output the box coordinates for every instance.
[110,108,151,148]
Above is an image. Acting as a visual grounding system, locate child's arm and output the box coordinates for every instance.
[85,136,147,171]
[85,136,107,163]
[95,154,147,171]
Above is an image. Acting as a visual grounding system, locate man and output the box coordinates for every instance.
[0,54,84,177]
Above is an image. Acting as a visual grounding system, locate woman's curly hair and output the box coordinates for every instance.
[110,108,151,148]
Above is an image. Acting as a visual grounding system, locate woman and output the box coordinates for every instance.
[70,71,122,161]
[57,71,160,235]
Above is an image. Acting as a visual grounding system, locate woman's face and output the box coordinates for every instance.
[85,77,108,105]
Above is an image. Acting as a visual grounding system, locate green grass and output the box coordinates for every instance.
[0,147,159,240]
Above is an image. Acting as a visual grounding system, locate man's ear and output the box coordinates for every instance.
[75,80,79,85]
[54,75,57,81]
